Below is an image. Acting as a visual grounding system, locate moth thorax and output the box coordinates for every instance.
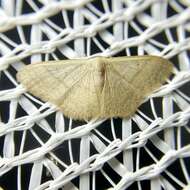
[91,57,106,90]
[93,57,105,72]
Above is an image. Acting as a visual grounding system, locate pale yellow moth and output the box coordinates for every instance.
[17,56,173,120]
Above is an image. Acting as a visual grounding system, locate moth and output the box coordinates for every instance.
[17,56,173,120]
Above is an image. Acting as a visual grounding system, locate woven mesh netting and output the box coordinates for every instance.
[0,0,190,190]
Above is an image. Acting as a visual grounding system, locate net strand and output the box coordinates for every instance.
[0,0,190,190]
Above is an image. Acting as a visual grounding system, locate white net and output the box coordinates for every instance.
[0,0,190,190]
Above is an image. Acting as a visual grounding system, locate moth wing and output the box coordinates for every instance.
[17,59,85,100]
[59,68,103,120]
[101,56,173,118]
[17,59,102,120]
